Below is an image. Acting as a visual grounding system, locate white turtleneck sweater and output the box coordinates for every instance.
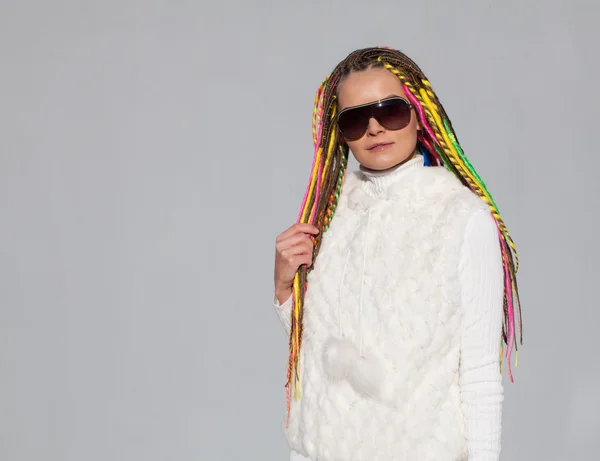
[274,156,504,461]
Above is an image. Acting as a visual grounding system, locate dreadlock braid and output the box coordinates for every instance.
[285,76,349,423]
[284,47,522,424]
[374,54,522,377]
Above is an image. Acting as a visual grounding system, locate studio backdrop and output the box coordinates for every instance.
[0,1,598,460]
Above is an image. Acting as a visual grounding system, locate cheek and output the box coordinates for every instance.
[401,113,421,141]
[346,139,366,157]
[392,123,419,146]
[408,109,420,131]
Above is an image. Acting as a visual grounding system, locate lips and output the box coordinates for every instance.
[367,142,394,152]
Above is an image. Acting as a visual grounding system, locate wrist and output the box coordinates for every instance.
[275,285,293,304]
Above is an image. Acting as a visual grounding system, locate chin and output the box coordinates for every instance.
[364,162,393,171]
[360,154,412,171]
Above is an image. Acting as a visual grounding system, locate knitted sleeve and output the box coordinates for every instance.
[458,208,505,461]
[274,295,308,461]
[273,292,293,335]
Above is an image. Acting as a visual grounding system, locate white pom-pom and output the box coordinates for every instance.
[379,379,396,404]
[346,352,385,398]
[322,336,394,402]
[322,337,360,381]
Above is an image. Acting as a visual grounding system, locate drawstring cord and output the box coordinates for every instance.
[359,208,372,356]
[338,248,352,337]
[338,222,361,337]
[337,207,372,357]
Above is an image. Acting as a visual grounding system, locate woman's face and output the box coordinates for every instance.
[337,67,420,171]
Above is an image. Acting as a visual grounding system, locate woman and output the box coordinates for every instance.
[272,47,522,461]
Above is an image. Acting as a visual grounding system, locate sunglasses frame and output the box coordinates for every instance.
[336,96,414,141]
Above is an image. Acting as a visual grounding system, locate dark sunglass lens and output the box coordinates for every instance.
[338,108,369,141]
[377,99,411,130]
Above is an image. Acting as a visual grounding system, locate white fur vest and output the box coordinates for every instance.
[282,159,490,461]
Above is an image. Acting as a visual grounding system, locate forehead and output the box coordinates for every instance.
[337,67,406,110]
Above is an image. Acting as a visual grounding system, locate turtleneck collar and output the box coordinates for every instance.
[357,154,425,197]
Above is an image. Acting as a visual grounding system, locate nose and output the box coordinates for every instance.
[366,116,385,136]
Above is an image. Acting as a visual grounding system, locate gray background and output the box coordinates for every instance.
[0,1,597,460]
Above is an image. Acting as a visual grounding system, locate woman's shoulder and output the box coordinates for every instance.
[411,166,491,216]
[414,165,465,191]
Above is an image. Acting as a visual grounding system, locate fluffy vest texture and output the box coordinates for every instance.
[283,161,490,461]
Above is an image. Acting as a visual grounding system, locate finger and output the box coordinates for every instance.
[277,224,318,244]
[280,241,313,260]
[276,232,315,252]
[276,223,319,243]
[288,253,313,270]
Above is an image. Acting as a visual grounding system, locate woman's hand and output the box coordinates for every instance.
[274,223,320,304]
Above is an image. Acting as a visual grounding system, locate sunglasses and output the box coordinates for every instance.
[336,96,414,141]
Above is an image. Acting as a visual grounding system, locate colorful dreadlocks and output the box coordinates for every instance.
[285,47,522,424]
